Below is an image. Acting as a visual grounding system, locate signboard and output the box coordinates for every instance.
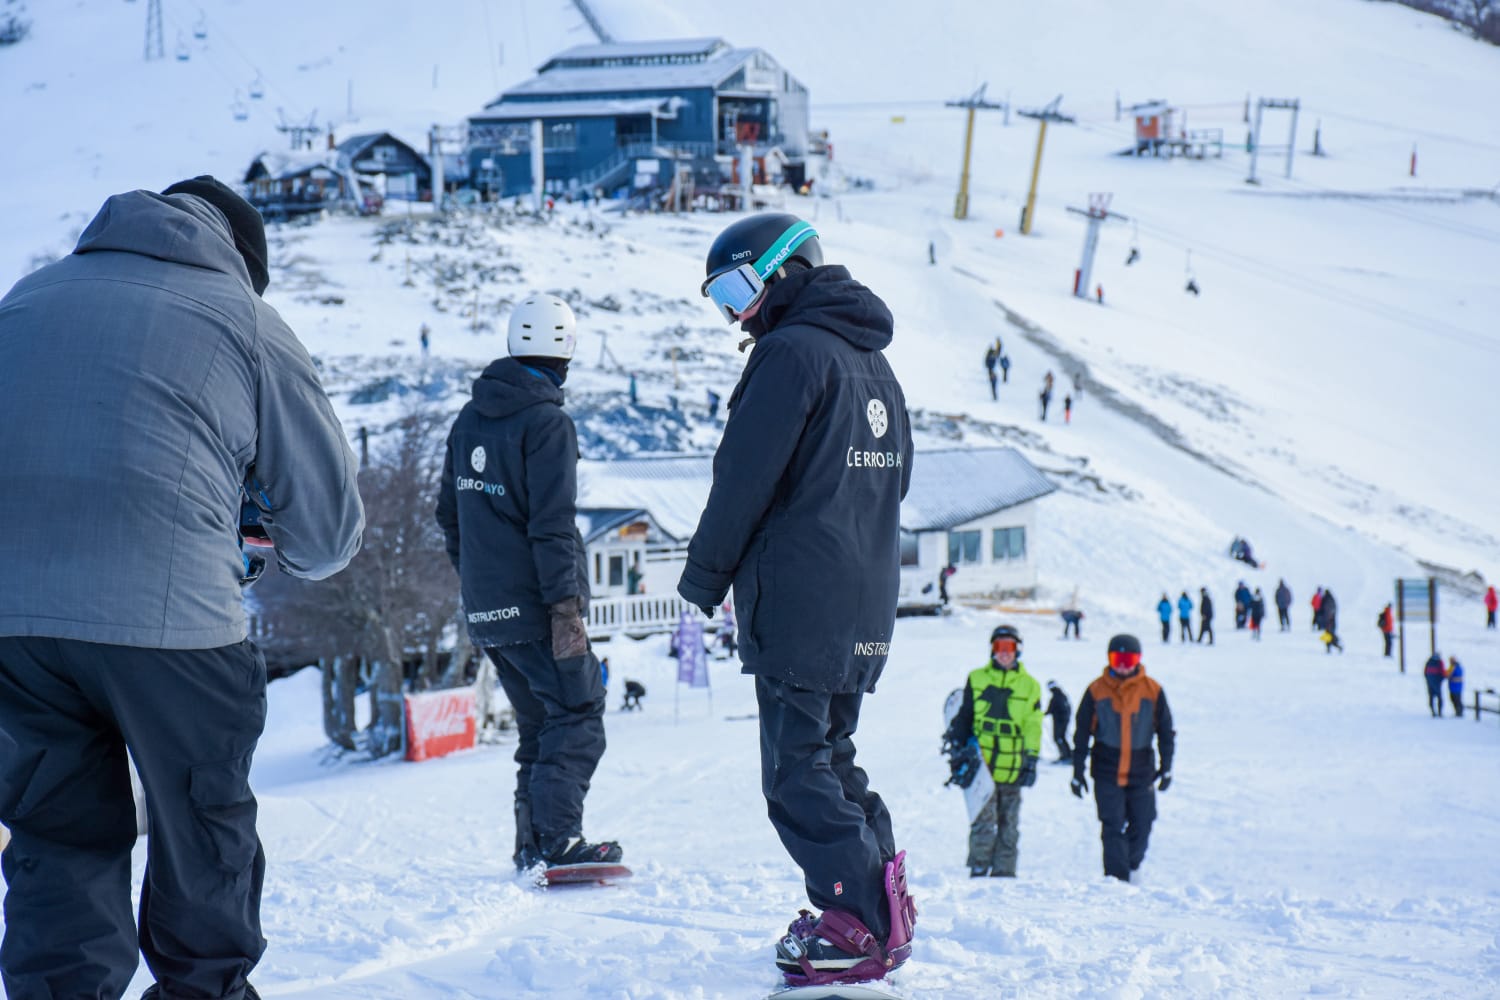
[675,612,709,689]
[404,687,477,762]
[1398,578,1435,623]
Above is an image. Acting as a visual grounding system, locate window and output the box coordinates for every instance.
[900,531,920,567]
[608,555,624,588]
[594,553,603,585]
[948,530,981,566]
[992,527,1026,562]
[545,122,577,152]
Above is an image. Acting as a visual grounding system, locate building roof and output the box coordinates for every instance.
[336,131,423,162]
[542,38,729,66]
[492,46,762,103]
[577,447,1054,540]
[575,507,680,545]
[899,448,1057,532]
[471,96,677,122]
[244,149,341,182]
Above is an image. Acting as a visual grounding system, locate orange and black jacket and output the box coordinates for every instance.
[1072,665,1175,788]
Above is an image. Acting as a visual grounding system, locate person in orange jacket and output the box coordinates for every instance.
[1071,634,1175,882]
[1377,603,1394,658]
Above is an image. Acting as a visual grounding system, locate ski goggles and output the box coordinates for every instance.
[991,638,1020,655]
[701,263,766,323]
[1108,651,1142,671]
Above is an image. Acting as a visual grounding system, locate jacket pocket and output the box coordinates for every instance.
[188,751,259,875]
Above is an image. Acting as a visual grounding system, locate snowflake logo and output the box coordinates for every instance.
[866,399,889,439]
[470,446,487,473]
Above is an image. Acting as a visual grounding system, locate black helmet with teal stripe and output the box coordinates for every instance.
[701,213,822,323]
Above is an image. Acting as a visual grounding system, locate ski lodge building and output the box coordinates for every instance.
[465,37,810,201]
[576,448,1056,638]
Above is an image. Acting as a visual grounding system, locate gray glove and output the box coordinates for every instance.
[549,597,589,661]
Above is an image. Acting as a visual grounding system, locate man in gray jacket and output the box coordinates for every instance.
[0,177,363,1000]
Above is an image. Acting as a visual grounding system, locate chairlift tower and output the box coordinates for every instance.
[276,110,323,151]
[1016,96,1074,235]
[946,84,1008,220]
[143,0,163,61]
[1066,194,1128,300]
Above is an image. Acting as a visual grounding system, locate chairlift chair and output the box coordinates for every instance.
[1184,249,1200,295]
[248,74,265,99]
[193,14,207,40]
[232,92,248,122]
[175,32,190,61]
[1125,220,1140,265]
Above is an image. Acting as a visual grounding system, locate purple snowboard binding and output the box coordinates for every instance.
[775,850,918,987]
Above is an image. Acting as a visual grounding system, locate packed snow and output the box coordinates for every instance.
[3,0,1500,997]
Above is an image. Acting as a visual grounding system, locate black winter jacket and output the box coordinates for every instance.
[677,265,912,694]
[436,358,589,647]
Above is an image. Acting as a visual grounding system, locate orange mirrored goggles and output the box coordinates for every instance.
[991,638,1020,654]
[1108,651,1142,670]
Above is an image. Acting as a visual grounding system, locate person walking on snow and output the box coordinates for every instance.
[1197,587,1215,645]
[1176,591,1194,643]
[984,344,999,400]
[1071,634,1175,882]
[1447,656,1465,718]
[1064,394,1073,424]
[999,352,1011,384]
[0,177,365,1000]
[1249,587,1266,640]
[1234,581,1252,630]
[1274,579,1292,631]
[1045,680,1072,762]
[1424,652,1447,717]
[1311,586,1325,631]
[1377,603,1395,657]
[941,625,1041,877]
[436,294,621,874]
[680,214,916,987]
[1157,594,1173,642]
[1486,586,1497,629]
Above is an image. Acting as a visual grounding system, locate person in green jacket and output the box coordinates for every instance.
[941,624,1042,877]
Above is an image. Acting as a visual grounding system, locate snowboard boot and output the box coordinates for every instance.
[542,835,623,867]
[774,850,918,986]
[969,865,990,878]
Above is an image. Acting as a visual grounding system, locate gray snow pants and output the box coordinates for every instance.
[0,636,267,1000]
[968,784,1022,875]
[755,676,895,940]
[486,641,605,862]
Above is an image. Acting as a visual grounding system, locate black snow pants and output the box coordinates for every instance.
[1051,715,1071,761]
[1178,617,1192,642]
[1094,781,1156,882]
[487,641,606,863]
[1198,618,1214,645]
[1426,675,1445,717]
[1277,606,1291,630]
[755,676,895,940]
[0,636,267,1000]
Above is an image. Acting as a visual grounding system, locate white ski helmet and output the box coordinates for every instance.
[507,294,577,360]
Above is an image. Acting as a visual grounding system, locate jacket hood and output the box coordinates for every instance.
[754,265,894,351]
[73,190,256,291]
[471,356,564,418]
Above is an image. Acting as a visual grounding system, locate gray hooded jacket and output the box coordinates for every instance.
[0,190,364,648]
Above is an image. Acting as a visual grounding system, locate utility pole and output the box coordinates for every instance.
[1017,96,1074,235]
[144,0,163,61]
[1065,194,1128,301]
[946,84,1008,220]
[1246,97,1300,184]
[530,119,546,213]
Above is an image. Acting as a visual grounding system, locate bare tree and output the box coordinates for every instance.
[254,403,461,757]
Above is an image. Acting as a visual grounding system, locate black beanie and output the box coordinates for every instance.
[162,175,270,295]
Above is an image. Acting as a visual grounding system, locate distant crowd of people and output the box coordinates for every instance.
[979,339,1081,425]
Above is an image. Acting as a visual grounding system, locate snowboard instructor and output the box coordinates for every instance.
[0,177,365,1000]
[679,213,917,987]
[436,295,621,872]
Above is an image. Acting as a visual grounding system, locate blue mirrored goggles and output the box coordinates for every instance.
[701,263,766,323]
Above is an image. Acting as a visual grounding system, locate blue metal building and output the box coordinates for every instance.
[466,37,809,200]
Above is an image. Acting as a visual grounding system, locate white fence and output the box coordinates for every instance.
[588,593,716,639]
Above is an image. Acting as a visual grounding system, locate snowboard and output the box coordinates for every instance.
[541,862,633,887]
[767,984,903,1000]
[942,688,994,824]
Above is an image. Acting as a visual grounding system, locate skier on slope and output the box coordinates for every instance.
[436,295,622,873]
[1045,680,1073,762]
[941,625,1042,877]
[1274,579,1293,631]
[1197,587,1215,645]
[1071,634,1176,882]
[678,213,917,987]
[0,177,364,1000]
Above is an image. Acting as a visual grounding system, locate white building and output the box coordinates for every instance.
[575,447,1055,635]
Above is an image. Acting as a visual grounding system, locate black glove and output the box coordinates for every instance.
[549,597,589,661]
[1156,769,1173,792]
[698,604,716,620]
[945,739,983,789]
[1018,754,1038,788]
[1070,774,1088,799]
